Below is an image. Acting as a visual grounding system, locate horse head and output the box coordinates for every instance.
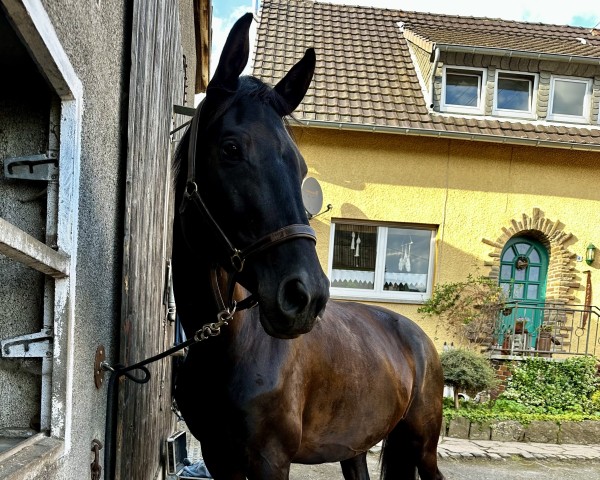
[175,13,330,339]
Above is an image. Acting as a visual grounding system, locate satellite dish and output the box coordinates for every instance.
[301,177,324,217]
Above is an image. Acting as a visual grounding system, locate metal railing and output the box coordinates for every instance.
[488,302,600,359]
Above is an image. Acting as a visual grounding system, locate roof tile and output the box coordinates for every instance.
[253,0,600,147]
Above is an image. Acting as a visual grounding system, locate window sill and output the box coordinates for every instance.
[439,105,484,115]
[0,433,63,480]
[330,291,429,304]
[491,109,536,120]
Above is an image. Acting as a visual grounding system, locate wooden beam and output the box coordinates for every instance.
[0,217,69,278]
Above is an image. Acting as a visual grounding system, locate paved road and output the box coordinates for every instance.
[289,453,600,480]
[185,423,600,479]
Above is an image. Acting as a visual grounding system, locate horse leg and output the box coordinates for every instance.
[245,458,291,480]
[340,452,370,480]
[379,422,418,480]
[380,417,445,480]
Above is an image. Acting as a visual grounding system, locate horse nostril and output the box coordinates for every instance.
[280,278,310,315]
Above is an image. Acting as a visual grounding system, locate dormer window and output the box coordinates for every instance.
[547,76,592,123]
[493,71,537,119]
[441,66,486,114]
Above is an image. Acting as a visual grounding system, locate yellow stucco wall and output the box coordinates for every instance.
[293,126,600,350]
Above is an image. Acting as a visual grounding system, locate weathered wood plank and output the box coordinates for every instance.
[0,217,69,278]
[116,0,186,478]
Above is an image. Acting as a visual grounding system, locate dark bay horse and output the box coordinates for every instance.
[173,13,445,480]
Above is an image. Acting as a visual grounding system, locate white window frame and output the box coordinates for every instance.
[492,70,538,119]
[0,0,83,465]
[547,75,592,124]
[327,222,436,304]
[440,66,487,115]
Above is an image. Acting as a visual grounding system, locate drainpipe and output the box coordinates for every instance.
[429,46,440,109]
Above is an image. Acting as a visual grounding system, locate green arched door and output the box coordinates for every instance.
[499,237,548,348]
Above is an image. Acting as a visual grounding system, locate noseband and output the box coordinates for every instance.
[178,99,317,313]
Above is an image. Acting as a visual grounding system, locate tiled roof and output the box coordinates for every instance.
[252,0,600,149]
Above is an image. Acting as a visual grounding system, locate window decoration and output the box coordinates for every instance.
[329,222,436,302]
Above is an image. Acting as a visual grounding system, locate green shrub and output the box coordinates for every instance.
[418,274,505,346]
[591,390,600,413]
[500,356,600,414]
[440,348,498,409]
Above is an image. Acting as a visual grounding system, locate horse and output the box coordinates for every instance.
[172,13,445,480]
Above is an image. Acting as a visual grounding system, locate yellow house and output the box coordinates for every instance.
[253,0,600,357]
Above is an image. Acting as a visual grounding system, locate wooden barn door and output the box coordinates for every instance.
[116,0,187,478]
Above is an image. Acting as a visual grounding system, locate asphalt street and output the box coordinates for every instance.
[289,453,600,480]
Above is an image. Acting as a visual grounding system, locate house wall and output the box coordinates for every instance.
[293,126,600,349]
[1,0,203,478]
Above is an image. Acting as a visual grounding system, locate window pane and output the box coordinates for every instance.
[446,71,479,107]
[515,268,525,281]
[528,266,540,282]
[527,284,538,300]
[515,243,529,254]
[552,79,586,116]
[500,265,512,280]
[502,248,515,262]
[384,228,431,293]
[529,249,540,263]
[497,75,531,111]
[331,224,377,290]
[513,284,524,299]
[500,283,510,295]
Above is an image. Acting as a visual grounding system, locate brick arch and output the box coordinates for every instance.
[482,208,579,305]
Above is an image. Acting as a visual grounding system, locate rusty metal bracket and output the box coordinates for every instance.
[91,439,103,480]
[94,345,106,389]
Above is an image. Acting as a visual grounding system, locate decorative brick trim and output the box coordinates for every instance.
[481,208,579,305]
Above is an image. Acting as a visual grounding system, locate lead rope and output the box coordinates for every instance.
[101,268,242,480]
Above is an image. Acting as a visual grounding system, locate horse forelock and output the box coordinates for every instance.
[172,75,299,191]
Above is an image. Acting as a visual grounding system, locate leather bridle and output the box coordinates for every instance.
[178,98,317,317]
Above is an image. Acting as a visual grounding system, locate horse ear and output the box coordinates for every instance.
[208,12,253,92]
[274,48,316,116]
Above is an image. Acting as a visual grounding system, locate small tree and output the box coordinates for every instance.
[418,274,506,347]
[440,348,498,409]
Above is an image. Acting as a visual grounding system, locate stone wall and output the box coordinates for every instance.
[444,417,600,444]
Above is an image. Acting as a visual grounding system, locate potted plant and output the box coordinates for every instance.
[536,323,553,356]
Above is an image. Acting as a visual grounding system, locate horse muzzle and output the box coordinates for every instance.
[259,271,329,339]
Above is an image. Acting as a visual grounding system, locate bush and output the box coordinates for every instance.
[500,356,600,414]
[440,348,498,409]
[591,390,600,414]
[418,274,505,346]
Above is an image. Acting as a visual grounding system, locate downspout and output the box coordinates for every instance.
[429,46,440,109]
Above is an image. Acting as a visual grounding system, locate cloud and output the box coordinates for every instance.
[325,0,599,27]
[211,4,255,78]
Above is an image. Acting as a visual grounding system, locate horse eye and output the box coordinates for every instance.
[222,141,241,159]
